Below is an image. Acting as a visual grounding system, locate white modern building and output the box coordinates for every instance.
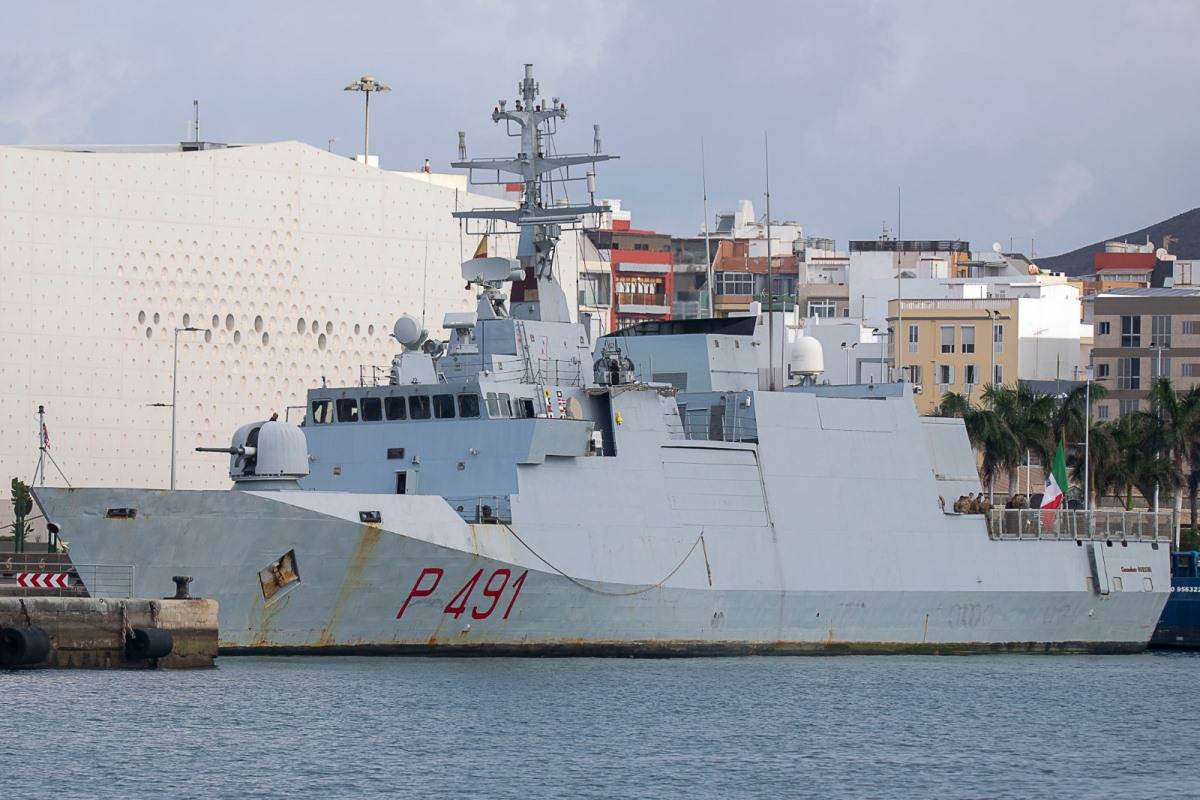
[1,140,582,506]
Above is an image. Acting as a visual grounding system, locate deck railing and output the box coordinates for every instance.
[986,508,1173,542]
[0,561,135,598]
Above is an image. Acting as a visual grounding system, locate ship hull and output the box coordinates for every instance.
[34,487,1168,655]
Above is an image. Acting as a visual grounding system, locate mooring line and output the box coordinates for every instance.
[502,524,706,597]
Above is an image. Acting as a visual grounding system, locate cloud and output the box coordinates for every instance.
[1028,162,1095,229]
[0,46,130,143]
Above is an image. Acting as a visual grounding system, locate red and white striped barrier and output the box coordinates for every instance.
[15,573,70,589]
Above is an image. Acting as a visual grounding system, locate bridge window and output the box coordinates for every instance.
[361,397,383,422]
[499,393,513,417]
[385,396,407,420]
[516,397,536,418]
[310,399,333,424]
[458,394,480,418]
[433,394,456,419]
[336,398,359,422]
[409,395,431,420]
[485,392,500,417]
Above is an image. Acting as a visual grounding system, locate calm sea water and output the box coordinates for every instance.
[1,653,1194,799]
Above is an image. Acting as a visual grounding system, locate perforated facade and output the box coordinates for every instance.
[1,141,578,494]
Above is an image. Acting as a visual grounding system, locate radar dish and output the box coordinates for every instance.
[462,256,523,284]
[392,315,426,348]
[992,242,1002,253]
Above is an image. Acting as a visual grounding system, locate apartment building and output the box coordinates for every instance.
[1091,287,1200,419]
[888,278,1083,414]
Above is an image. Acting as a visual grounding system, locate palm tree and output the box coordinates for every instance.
[983,383,1054,497]
[1143,378,1200,537]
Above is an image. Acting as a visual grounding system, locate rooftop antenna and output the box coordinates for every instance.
[343,74,391,163]
[327,136,336,153]
[701,137,714,319]
[458,130,466,161]
[31,404,71,488]
[764,131,775,391]
[894,186,902,383]
[193,100,199,142]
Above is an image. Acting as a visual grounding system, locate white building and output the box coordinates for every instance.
[1,140,582,504]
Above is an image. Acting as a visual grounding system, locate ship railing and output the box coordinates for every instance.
[447,496,513,525]
[986,508,1174,543]
[0,561,135,599]
[531,358,584,388]
[358,364,392,387]
[679,409,759,443]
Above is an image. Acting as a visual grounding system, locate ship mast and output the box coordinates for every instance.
[452,64,617,323]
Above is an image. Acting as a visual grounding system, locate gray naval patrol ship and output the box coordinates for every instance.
[35,65,1174,654]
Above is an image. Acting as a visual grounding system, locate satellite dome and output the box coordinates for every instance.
[788,334,824,376]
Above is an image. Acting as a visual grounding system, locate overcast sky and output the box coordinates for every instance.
[2,1,1197,256]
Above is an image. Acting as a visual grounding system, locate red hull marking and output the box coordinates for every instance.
[471,569,511,620]
[502,570,528,620]
[397,567,444,619]
[443,569,484,619]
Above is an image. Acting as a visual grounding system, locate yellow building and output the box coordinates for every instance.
[888,298,1017,415]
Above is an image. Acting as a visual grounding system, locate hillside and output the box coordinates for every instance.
[1035,207,1200,276]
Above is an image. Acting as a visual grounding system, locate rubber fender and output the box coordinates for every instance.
[0,626,52,666]
[125,627,173,660]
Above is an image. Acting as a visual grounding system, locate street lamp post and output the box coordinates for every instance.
[344,75,391,163]
[170,326,204,490]
[841,341,859,385]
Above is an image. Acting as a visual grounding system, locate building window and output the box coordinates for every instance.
[1096,404,1110,420]
[1096,363,1110,379]
[1120,315,1141,348]
[807,299,836,318]
[908,324,919,354]
[1152,356,1171,380]
[1117,357,1140,390]
[1097,321,1111,335]
[909,365,922,385]
[715,272,753,296]
[940,326,954,354]
[1182,320,1200,335]
[993,364,1003,385]
[1182,363,1200,378]
[961,325,976,354]
[993,324,1004,354]
[578,273,611,306]
[965,364,977,386]
[938,364,953,386]
[1119,399,1140,416]
[1151,314,1171,348]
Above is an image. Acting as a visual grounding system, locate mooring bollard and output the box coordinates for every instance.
[170,575,193,600]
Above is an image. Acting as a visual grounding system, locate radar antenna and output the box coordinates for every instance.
[451,63,618,323]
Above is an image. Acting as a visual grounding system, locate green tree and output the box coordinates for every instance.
[937,389,1020,502]
[10,477,33,553]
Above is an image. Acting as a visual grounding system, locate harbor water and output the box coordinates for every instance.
[2,653,1192,798]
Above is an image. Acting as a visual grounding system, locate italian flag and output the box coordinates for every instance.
[1041,442,1068,525]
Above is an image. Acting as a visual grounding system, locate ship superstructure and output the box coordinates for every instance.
[34,66,1173,654]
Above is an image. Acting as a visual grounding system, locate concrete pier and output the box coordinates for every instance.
[0,597,218,669]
